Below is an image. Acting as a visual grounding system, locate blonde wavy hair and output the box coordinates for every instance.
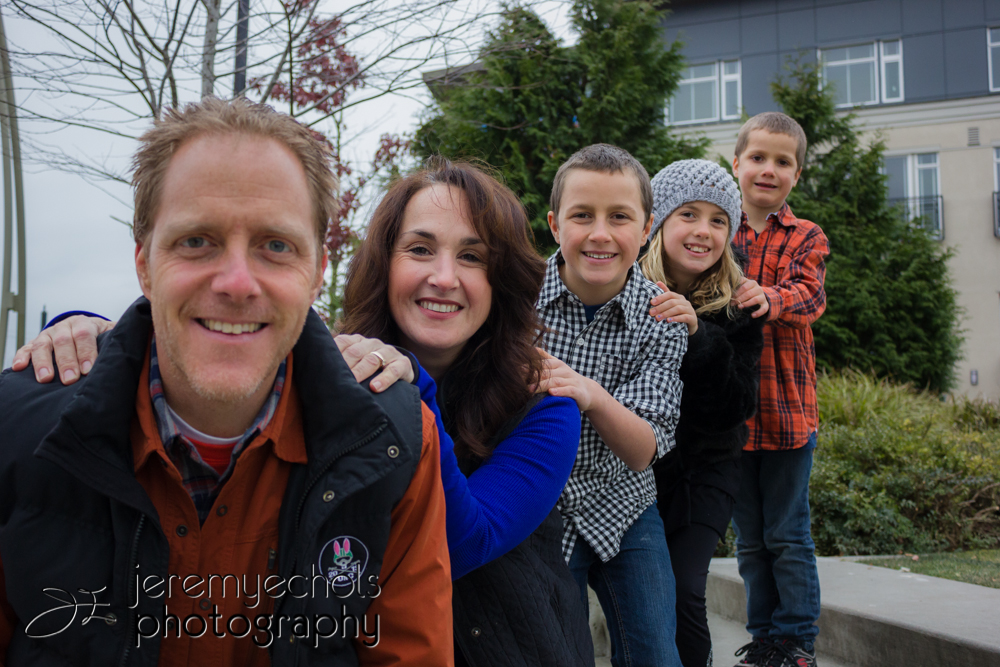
[640,221,744,317]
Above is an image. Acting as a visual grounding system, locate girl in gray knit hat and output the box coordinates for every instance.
[639,158,769,667]
[643,158,750,321]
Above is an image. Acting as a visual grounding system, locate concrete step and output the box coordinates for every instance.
[707,612,860,667]
[592,611,857,667]
[707,556,1000,667]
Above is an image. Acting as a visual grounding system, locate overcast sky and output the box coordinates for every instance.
[0,1,574,365]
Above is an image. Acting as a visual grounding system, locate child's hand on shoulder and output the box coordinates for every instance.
[733,278,769,319]
[535,348,603,412]
[649,282,698,335]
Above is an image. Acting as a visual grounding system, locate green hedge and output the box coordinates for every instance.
[811,372,1000,555]
[715,372,1000,557]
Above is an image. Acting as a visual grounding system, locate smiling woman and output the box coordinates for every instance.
[342,158,593,666]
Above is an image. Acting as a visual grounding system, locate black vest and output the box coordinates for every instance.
[0,298,425,667]
[444,392,595,667]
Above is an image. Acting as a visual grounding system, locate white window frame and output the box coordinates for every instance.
[819,40,904,107]
[667,60,742,125]
[993,147,1000,192]
[993,148,1000,237]
[989,28,1000,92]
[880,40,904,103]
[721,60,742,121]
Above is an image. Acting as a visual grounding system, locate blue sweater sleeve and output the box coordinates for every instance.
[43,311,111,330]
[415,366,581,580]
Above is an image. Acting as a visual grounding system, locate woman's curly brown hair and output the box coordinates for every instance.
[341,158,546,461]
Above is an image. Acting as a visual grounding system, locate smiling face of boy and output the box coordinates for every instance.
[547,169,653,305]
[732,129,802,219]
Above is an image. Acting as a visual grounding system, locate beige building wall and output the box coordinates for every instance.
[677,96,1000,399]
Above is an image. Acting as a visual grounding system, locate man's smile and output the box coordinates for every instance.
[196,318,266,335]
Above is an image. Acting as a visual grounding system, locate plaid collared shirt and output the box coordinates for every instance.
[537,252,687,562]
[734,203,829,451]
[149,337,287,523]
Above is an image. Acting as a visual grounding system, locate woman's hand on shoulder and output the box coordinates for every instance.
[732,278,769,319]
[11,315,115,384]
[334,334,415,392]
[649,282,698,335]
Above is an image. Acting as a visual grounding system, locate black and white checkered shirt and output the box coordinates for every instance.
[537,252,687,561]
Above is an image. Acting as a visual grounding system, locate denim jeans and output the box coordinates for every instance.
[568,504,682,667]
[732,436,821,650]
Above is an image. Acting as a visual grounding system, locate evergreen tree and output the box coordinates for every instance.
[414,1,707,251]
[772,58,962,392]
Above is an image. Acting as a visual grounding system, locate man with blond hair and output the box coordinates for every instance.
[0,97,452,667]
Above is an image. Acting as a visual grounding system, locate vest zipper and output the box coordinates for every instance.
[118,513,146,667]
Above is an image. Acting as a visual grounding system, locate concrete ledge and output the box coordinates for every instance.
[707,557,1000,667]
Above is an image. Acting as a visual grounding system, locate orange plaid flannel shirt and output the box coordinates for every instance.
[733,204,830,451]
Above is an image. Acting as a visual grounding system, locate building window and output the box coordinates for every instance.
[668,60,741,125]
[993,148,1000,237]
[989,28,1000,92]
[993,147,1000,191]
[721,60,741,120]
[884,153,942,239]
[880,40,903,102]
[820,40,903,107]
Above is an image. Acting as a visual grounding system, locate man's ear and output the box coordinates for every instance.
[546,210,560,244]
[135,242,152,299]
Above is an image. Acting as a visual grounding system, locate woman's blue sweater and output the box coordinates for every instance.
[415,366,580,579]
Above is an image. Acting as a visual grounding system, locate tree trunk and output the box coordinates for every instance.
[201,0,221,98]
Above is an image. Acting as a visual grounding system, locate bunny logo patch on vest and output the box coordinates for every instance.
[318,536,369,592]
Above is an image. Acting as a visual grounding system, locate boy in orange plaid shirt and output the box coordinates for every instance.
[728,112,830,667]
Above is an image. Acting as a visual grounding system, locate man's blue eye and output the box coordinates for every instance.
[268,240,290,253]
[182,237,206,248]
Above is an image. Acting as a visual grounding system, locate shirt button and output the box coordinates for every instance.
[471,627,482,638]
[322,490,335,502]
[387,446,400,459]
[199,599,211,611]
[176,524,188,537]
[216,505,228,517]
[575,336,586,346]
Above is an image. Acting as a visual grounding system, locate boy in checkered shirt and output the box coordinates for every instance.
[536,144,687,667]
[728,113,830,667]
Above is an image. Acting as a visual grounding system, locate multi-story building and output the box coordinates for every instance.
[661,0,1000,398]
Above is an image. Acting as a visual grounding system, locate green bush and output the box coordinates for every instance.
[810,371,1000,555]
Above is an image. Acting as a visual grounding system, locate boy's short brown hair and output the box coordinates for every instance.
[549,143,653,220]
[735,112,807,169]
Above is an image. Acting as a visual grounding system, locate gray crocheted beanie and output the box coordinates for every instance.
[648,159,742,243]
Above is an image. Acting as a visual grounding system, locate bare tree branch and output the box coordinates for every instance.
[2,0,496,184]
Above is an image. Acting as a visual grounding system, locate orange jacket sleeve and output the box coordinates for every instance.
[355,403,453,666]
[0,551,16,665]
